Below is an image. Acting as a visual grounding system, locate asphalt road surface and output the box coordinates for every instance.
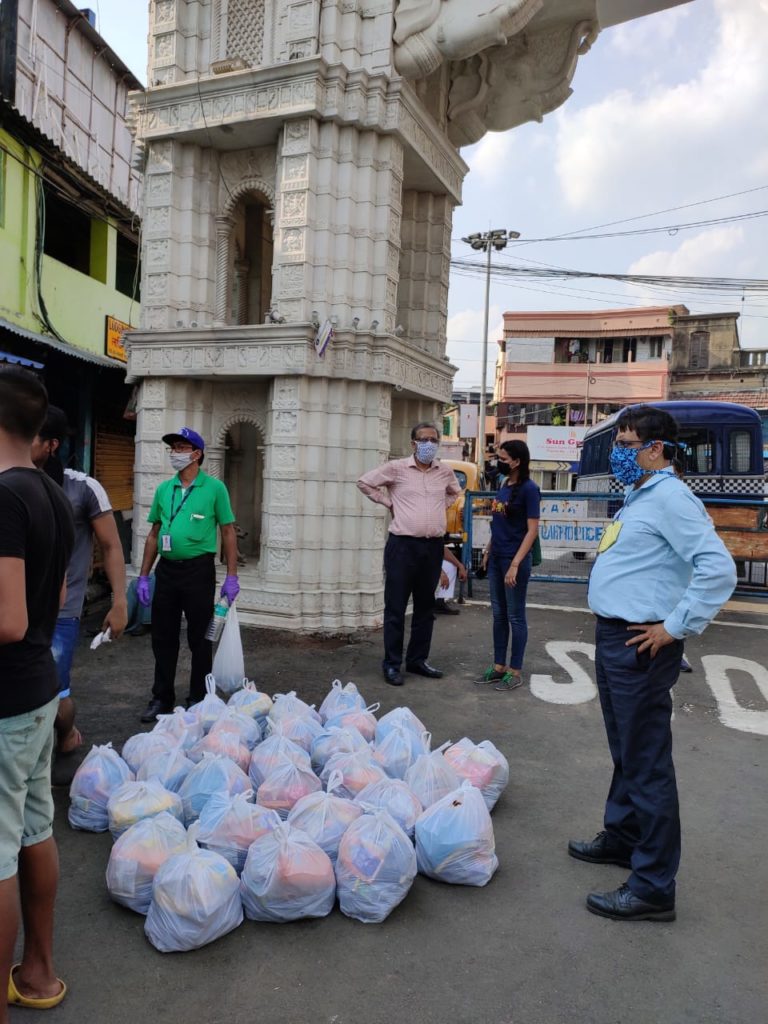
[15,583,767,1024]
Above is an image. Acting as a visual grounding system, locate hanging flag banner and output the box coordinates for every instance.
[314,319,334,358]
[459,404,478,438]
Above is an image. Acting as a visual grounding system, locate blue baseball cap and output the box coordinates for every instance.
[162,426,205,451]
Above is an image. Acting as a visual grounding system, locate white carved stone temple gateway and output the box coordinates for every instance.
[127,0,691,630]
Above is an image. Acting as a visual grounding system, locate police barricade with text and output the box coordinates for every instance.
[461,491,768,599]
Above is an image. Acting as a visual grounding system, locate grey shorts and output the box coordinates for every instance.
[0,697,58,881]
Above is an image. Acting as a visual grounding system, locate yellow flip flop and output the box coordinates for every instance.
[8,965,67,1009]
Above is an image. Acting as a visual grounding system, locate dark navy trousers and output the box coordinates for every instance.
[382,534,444,670]
[594,616,684,904]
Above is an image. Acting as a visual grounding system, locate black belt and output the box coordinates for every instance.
[596,615,662,627]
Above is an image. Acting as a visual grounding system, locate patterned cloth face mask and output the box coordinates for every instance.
[609,440,674,486]
[415,440,439,464]
[609,441,655,486]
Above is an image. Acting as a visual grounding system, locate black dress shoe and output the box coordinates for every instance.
[435,602,460,615]
[140,699,172,723]
[568,830,632,869]
[382,666,404,686]
[586,883,676,922]
[405,661,443,678]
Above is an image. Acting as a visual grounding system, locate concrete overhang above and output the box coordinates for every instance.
[130,58,468,202]
[125,323,456,403]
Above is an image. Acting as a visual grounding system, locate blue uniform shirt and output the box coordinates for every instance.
[588,470,737,638]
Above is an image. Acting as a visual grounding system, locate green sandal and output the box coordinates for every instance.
[475,665,506,684]
[494,672,524,691]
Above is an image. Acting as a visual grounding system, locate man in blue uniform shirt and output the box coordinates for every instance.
[568,405,736,922]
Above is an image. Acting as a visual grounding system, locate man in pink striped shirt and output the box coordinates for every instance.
[358,422,461,686]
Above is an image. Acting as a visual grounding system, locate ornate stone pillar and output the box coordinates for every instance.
[234,257,250,326]
[214,215,235,326]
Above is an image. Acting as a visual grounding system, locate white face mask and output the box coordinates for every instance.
[169,452,195,471]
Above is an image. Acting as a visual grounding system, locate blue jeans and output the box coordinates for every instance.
[51,617,80,698]
[488,553,531,670]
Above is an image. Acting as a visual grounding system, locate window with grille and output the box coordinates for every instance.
[689,331,710,369]
[728,430,752,473]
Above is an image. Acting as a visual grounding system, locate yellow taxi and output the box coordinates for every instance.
[443,459,484,541]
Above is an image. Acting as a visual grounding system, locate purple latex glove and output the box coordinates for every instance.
[136,576,152,607]
[220,575,240,603]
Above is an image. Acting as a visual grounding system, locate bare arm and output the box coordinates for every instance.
[92,513,128,638]
[0,557,28,644]
[504,519,540,587]
[220,523,239,576]
[139,522,161,577]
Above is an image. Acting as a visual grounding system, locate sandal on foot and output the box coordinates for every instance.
[8,965,67,1009]
[475,665,506,685]
[493,672,524,692]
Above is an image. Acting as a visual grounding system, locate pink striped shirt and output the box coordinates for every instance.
[357,455,461,538]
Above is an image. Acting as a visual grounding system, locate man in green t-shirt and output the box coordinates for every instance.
[137,427,239,722]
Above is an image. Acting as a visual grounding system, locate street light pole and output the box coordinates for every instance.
[460,229,520,478]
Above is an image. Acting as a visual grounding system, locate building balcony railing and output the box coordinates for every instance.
[738,350,768,367]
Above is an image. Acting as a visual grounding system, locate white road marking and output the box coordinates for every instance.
[700,656,768,736]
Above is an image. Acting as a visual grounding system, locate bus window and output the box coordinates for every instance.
[680,429,714,474]
[728,430,752,473]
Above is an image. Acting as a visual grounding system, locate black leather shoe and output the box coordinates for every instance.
[383,666,404,686]
[586,883,676,922]
[140,699,172,723]
[435,602,460,615]
[406,661,443,678]
[568,830,632,869]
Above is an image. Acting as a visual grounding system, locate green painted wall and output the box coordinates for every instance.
[0,126,140,357]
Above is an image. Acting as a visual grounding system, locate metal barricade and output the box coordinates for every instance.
[461,490,768,598]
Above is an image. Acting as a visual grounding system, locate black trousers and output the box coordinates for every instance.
[383,534,444,670]
[595,616,684,904]
[151,554,216,706]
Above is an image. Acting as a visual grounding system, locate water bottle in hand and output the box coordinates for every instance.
[205,597,229,641]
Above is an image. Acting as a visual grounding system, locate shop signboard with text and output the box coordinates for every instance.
[527,426,586,462]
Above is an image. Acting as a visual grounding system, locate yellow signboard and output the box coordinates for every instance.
[105,316,130,363]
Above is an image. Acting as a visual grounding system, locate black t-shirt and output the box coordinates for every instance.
[0,467,75,718]
[490,478,541,559]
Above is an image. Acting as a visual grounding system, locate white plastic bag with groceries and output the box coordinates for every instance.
[336,808,417,923]
[69,743,133,832]
[144,825,243,952]
[415,780,499,886]
[212,602,245,696]
[287,769,363,862]
[240,819,336,922]
[106,811,188,915]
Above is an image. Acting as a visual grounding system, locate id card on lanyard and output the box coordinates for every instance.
[161,484,195,553]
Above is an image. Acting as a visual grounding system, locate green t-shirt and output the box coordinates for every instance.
[148,469,235,561]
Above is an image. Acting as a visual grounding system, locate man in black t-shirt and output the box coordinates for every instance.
[0,367,74,1014]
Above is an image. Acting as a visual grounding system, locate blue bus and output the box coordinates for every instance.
[576,401,765,499]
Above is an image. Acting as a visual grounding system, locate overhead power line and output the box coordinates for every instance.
[450,258,768,295]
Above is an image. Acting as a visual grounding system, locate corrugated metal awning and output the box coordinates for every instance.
[0,318,124,369]
[0,349,45,369]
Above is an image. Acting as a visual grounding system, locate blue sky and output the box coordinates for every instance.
[94,0,768,386]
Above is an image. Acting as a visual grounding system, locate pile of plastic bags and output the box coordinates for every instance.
[69,676,508,952]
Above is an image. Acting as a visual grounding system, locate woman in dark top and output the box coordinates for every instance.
[479,440,540,691]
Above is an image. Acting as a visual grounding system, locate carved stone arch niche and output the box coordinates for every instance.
[214,414,266,566]
[214,178,275,327]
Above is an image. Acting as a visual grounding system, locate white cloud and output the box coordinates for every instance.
[628,226,744,277]
[555,0,768,211]
[465,132,516,183]
[608,4,693,55]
